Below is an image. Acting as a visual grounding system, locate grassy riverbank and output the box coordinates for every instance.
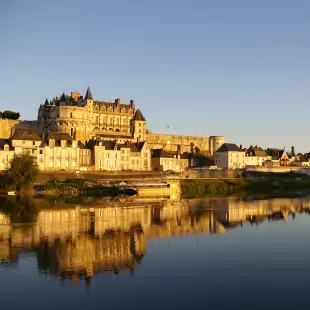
[181,177,310,199]
[37,178,120,198]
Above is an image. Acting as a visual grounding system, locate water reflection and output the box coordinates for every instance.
[1,196,310,283]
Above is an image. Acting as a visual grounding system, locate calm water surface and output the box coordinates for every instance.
[1,196,310,310]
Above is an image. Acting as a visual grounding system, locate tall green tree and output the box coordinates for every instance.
[6,153,39,189]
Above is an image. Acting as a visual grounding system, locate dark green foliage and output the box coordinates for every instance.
[5,154,39,189]
[195,153,213,166]
[1,110,20,120]
[181,179,239,198]
[181,178,310,199]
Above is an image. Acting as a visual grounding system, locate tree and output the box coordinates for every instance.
[5,153,39,190]
[0,195,38,223]
[1,110,20,120]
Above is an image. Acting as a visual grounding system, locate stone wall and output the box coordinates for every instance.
[146,133,224,156]
[0,119,20,139]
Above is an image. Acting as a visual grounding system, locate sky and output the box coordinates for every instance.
[1,0,310,152]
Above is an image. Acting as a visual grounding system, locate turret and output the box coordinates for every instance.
[133,109,146,142]
[84,86,93,101]
[84,86,93,112]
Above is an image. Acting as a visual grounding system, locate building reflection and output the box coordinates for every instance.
[1,196,310,282]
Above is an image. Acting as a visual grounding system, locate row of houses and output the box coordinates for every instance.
[214,143,310,169]
[0,128,192,172]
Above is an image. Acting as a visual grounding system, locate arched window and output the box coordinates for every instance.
[70,112,73,118]
[115,128,120,132]
[94,127,100,131]
[109,128,113,132]
[101,128,107,131]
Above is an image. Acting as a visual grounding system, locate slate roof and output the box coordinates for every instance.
[152,149,188,159]
[78,141,90,150]
[247,146,267,157]
[11,128,42,141]
[130,141,146,152]
[48,132,72,142]
[90,140,130,150]
[84,87,93,100]
[45,132,73,147]
[60,92,67,101]
[216,143,243,153]
[134,109,146,121]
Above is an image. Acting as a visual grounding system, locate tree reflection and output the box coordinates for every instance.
[0,195,38,224]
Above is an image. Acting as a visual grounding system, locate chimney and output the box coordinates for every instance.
[240,145,243,150]
[115,98,120,106]
[130,100,135,107]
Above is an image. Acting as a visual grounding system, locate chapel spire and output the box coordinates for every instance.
[84,86,93,100]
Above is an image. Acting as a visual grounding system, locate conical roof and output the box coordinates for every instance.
[84,86,93,100]
[60,92,66,101]
[44,99,49,106]
[134,109,146,121]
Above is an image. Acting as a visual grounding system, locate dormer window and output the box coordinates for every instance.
[61,140,67,148]
[4,144,9,151]
[49,139,55,147]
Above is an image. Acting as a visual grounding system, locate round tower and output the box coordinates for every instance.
[209,136,225,158]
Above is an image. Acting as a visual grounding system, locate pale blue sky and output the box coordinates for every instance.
[1,0,310,152]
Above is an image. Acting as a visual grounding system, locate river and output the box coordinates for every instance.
[1,195,310,309]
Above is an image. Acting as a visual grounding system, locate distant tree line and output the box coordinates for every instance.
[0,110,20,120]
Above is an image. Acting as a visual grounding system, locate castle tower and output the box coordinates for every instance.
[209,136,225,158]
[132,109,146,142]
[84,86,94,108]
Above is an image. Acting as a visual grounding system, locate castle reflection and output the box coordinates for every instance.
[1,196,310,282]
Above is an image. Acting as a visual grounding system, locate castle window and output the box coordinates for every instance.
[70,112,73,118]
[71,128,73,136]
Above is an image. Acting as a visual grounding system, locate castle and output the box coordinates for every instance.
[0,87,225,172]
[37,87,224,156]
